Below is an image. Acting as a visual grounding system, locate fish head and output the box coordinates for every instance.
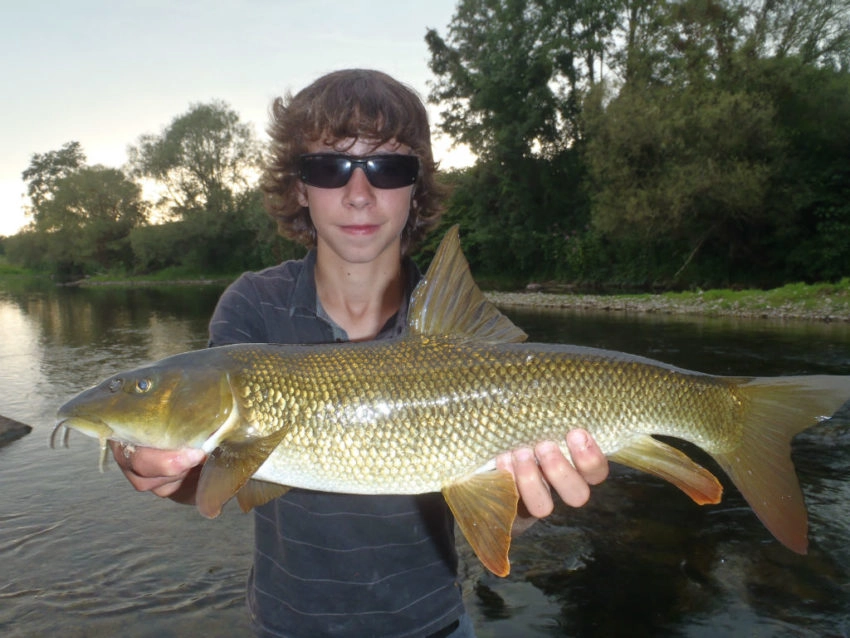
[54,354,234,451]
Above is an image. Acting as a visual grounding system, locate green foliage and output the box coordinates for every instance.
[128,100,262,220]
[130,189,303,275]
[422,0,850,288]
[427,0,622,158]
[21,141,86,217]
[426,0,621,279]
[3,231,45,272]
[748,57,850,282]
[7,1,850,289]
[740,0,850,69]
[129,221,192,273]
[583,82,782,281]
[9,106,295,281]
[16,154,148,279]
[427,0,564,159]
[0,260,29,276]
[424,152,590,281]
[122,102,297,277]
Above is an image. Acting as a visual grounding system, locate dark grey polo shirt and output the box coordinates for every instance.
[208,250,464,637]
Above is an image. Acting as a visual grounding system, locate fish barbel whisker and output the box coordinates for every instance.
[51,417,114,472]
[49,421,71,449]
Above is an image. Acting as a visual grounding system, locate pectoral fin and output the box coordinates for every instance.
[236,479,291,512]
[442,470,519,577]
[610,434,723,505]
[196,428,288,518]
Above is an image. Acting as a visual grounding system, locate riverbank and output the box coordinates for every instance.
[6,273,848,322]
[486,286,850,322]
[62,277,231,287]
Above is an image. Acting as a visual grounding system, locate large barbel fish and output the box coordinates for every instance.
[54,226,850,576]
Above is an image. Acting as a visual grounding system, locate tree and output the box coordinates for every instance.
[427,0,561,161]
[752,56,850,280]
[424,0,850,284]
[584,82,782,282]
[18,148,147,277]
[610,0,670,86]
[581,0,850,284]
[426,0,617,275]
[427,0,621,159]
[21,141,86,225]
[128,100,262,219]
[741,0,850,69]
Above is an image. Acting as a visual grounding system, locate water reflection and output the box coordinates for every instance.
[0,281,253,638]
[1,282,849,637]
[503,305,850,375]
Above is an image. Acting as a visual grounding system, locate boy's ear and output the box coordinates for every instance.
[296,181,308,207]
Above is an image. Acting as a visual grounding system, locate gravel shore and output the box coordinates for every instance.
[485,290,850,323]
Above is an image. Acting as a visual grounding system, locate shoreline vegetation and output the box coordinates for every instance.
[5,272,846,323]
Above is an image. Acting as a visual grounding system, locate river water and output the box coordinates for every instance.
[1,280,848,637]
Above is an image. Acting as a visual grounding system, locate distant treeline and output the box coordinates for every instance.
[4,0,850,289]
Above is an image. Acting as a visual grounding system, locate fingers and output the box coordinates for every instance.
[109,441,206,499]
[535,440,591,509]
[565,428,609,486]
[497,447,554,518]
[498,429,609,518]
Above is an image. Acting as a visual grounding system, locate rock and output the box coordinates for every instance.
[0,416,33,448]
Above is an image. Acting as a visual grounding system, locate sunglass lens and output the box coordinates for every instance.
[367,156,419,189]
[300,156,349,188]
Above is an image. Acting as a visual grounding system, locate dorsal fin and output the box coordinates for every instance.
[409,225,527,343]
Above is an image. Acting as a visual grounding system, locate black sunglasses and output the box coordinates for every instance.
[299,153,419,189]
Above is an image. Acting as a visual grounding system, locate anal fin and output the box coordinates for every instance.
[610,435,723,505]
[442,470,519,577]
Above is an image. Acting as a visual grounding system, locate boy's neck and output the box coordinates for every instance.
[314,250,405,342]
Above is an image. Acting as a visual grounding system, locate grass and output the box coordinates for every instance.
[487,277,850,321]
[621,278,850,318]
[0,260,32,276]
[83,266,239,284]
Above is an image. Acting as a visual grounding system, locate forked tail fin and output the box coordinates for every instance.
[713,375,850,554]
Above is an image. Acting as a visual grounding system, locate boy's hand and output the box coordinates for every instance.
[497,428,609,524]
[110,442,206,504]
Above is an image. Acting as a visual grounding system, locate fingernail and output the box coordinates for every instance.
[570,429,590,451]
[536,441,558,455]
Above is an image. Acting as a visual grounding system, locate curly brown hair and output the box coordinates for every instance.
[261,69,444,255]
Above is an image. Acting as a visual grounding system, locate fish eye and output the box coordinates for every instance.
[108,379,123,393]
[135,378,153,393]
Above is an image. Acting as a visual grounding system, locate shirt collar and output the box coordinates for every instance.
[290,249,320,318]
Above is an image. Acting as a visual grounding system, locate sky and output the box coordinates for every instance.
[0,0,471,237]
